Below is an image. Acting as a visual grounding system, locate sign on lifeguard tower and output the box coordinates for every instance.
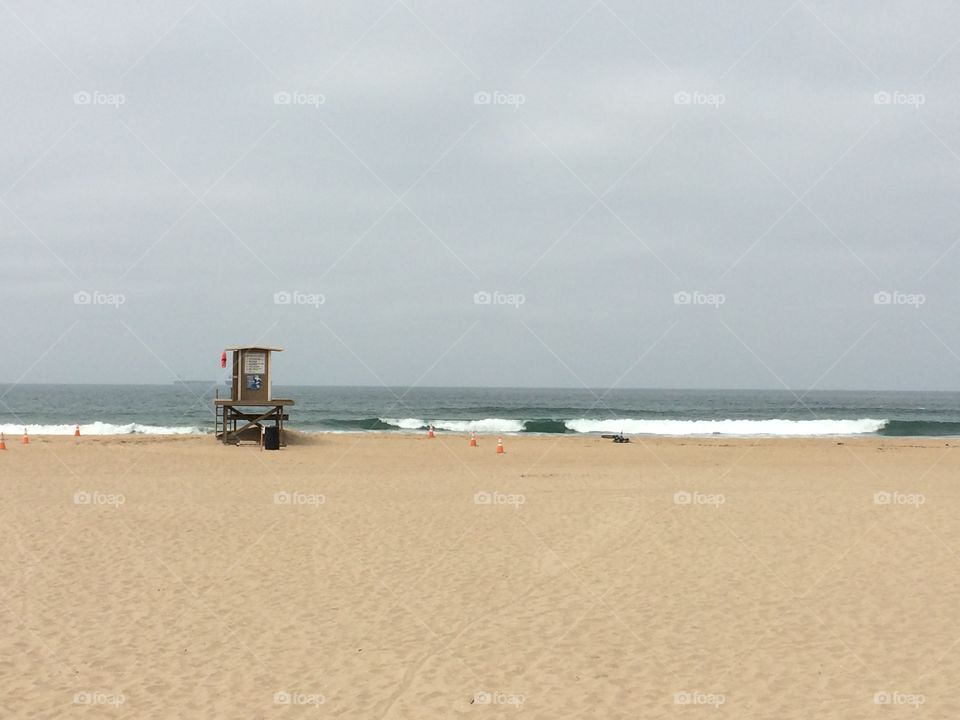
[215,346,294,447]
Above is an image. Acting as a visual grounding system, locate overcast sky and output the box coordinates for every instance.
[2,0,960,390]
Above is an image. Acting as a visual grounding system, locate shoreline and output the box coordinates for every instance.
[7,431,958,445]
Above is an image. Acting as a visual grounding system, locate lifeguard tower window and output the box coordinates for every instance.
[215,346,294,447]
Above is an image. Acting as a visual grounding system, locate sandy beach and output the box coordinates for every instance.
[2,433,959,718]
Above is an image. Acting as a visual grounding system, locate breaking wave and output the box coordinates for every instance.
[0,422,203,436]
[369,417,893,436]
[16,416,960,437]
[563,418,888,436]
[380,417,526,433]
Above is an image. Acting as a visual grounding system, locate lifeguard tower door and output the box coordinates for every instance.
[233,348,271,403]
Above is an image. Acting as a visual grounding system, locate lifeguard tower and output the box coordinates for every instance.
[214,346,294,446]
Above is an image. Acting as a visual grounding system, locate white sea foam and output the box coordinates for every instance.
[0,422,202,436]
[564,418,888,436]
[6,417,886,437]
[379,417,525,433]
[433,418,525,433]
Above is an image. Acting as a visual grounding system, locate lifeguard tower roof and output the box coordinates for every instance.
[224,345,284,352]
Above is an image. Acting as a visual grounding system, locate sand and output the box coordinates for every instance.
[1,432,959,718]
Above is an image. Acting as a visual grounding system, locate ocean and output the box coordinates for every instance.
[1,384,959,437]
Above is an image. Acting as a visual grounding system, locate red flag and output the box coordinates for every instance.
[220,351,227,369]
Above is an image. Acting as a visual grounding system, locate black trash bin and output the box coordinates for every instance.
[263,426,281,450]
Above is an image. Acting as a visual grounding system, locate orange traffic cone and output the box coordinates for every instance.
[469,432,478,447]
[74,424,81,437]
[496,437,504,454]
[0,433,6,450]
[22,428,29,445]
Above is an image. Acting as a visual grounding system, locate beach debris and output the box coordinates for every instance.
[469,432,478,447]
[22,428,29,445]
[496,437,505,454]
[601,433,630,443]
[427,424,435,439]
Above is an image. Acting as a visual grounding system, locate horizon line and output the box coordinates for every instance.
[1,381,958,394]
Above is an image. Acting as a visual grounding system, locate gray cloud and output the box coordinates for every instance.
[2,0,959,390]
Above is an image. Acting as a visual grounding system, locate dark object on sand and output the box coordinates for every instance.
[601,433,630,443]
[263,426,281,450]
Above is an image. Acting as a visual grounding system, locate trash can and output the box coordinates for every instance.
[263,426,281,450]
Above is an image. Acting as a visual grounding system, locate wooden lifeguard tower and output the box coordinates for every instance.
[214,346,294,446]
